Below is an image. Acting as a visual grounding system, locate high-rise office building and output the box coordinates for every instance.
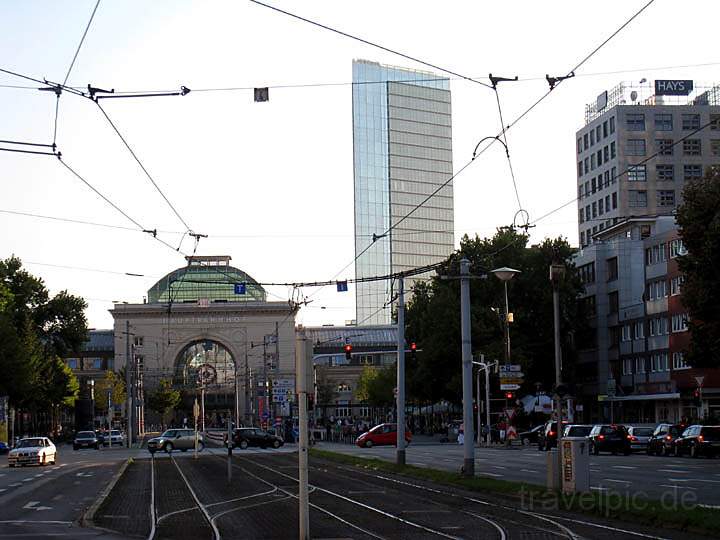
[576,81,720,247]
[352,59,454,325]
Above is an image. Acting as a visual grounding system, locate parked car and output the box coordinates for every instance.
[73,431,100,450]
[0,441,9,455]
[232,428,284,450]
[563,424,593,438]
[647,423,686,456]
[147,429,203,454]
[518,425,544,446]
[8,437,57,466]
[356,423,412,448]
[95,430,106,446]
[626,426,654,452]
[674,425,720,458]
[588,425,631,455]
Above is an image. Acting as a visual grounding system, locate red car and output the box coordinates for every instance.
[356,423,412,448]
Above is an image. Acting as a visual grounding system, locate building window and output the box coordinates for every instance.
[584,133,589,148]
[337,383,351,392]
[651,353,669,372]
[598,174,604,192]
[671,313,689,333]
[607,257,618,281]
[585,182,590,196]
[670,239,687,258]
[578,208,584,224]
[578,262,595,284]
[682,113,701,130]
[597,149,602,166]
[634,321,644,339]
[656,138,673,156]
[596,125,601,141]
[582,295,596,316]
[672,352,689,370]
[626,113,645,131]
[67,358,78,369]
[585,205,590,221]
[626,139,646,156]
[599,198,604,214]
[609,117,615,133]
[646,280,667,300]
[133,336,144,347]
[592,202,597,218]
[580,231,585,246]
[611,166,617,183]
[608,291,619,313]
[654,113,673,131]
[577,138,583,154]
[711,114,720,130]
[591,154,596,170]
[684,164,703,180]
[605,195,610,212]
[610,141,616,159]
[621,324,631,342]
[629,190,647,207]
[603,120,609,138]
[612,192,617,209]
[584,157,589,173]
[590,130,595,146]
[683,139,702,156]
[622,358,633,375]
[359,355,374,365]
[670,275,684,295]
[591,177,596,193]
[656,164,674,181]
[578,161,583,176]
[645,243,667,265]
[711,139,720,157]
[635,357,646,374]
[603,146,609,163]
[658,190,675,207]
[627,164,646,181]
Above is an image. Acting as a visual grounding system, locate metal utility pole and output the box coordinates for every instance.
[296,331,311,540]
[263,337,269,422]
[460,259,475,476]
[396,278,406,466]
[550,263,565,489]
[124,320,133,449]
[476,360,482,446]
[503,281,511,364]
[473,358,497,447]
[227,412,233,484]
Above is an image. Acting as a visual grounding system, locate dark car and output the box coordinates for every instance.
[356,423,412,448]
[518,425,543,446]
[73,431,100,450]
[0,441,9,455]
[674,425,720,458]
[563,424,593,438]
[537,421,566,451]
[627,426,654,452]
[588,425,631,455]
[647,423,686,456]
[232,428,284,450]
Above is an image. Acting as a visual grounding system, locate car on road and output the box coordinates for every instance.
[626,426,654,452]
[356,423,411,448]
[646,423,686,456]
[0,441,9,455]
[518,425,543,446]
[232,428,284,450]
[8,437,57,466]
[105,430,125,446]
[537,421,566,451]
[588,424,631,455]
[147,429,203,454]
[673,425,720,458]
[73,431,100,450]
[563,424,593,438]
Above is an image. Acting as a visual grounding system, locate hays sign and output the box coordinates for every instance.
[655,79,693,96]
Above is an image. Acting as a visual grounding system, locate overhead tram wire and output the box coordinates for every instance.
[248,0,493,90]
[52,0,102,146]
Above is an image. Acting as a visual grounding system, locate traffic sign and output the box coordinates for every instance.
[607,378,616,397]
[695,376,705,387]
[500,383,521,390]
[500,372,524,379]
[499,377,524,385]
[499,364,522,373]
[234,282,246,295]
[261,411,270,420]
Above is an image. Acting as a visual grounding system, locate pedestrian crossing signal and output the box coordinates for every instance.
[343,343,353,360]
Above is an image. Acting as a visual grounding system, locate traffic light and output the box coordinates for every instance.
[410,342,417,360]
[693,388,702,406]
[505,391,515,400]
[343,343,353,361]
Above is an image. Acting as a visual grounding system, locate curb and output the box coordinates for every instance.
[80,457,132,530]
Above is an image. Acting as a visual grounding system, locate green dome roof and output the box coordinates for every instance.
[147,256,266,303]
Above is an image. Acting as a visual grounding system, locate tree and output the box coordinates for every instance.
[315,371,338,405]
[356,365,395,407]
[405,228,586,404]
[676,166,720,368]
[147,379,181,428]
[94,370,127,416]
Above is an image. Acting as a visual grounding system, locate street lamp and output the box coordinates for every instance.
[550,262,565,490]
[490,267,521,364]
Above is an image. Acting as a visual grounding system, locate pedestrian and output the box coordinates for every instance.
[457,423,465,445]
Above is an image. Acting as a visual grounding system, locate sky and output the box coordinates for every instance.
[1,0,719,330]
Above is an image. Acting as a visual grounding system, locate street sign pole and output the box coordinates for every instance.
[460,259,475,476]
[396,277,406,466]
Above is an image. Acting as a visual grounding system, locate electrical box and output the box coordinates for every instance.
[560,437,590,493]
[295,330,313,394]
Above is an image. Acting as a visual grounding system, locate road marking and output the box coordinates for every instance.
[603,479,631,484]
[590,486,609,491]
[694,479,720,484]
[659,469,688,473]
[477,472,503,477]
[348,490,386,494]
[75,472,94,477]
[0,489,6,493]
[612,465,637,469]
[34,473,44,477]
[660,484,697,490]
[9,483,22,487]
[22,478,34,482]
[491,466,507,470]
[520,469,538,474]
[22,501,52,511]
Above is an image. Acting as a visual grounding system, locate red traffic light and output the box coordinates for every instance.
[505,391,515,400]
[410,342,417,351]
[343,343,353,360]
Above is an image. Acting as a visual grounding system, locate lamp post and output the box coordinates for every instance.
[550,262,565,490]
[490,267,521,365]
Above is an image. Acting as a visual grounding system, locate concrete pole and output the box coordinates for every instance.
[396,277,406,466]
[460,258,475,476]
[245,349,250,425]
[296,332,310,540]
[485,365,492,446]
[476,365,482,446]
[504,281,511,364]
[551,266,563,489]
[201,386,206,433]
[125,320,132,449]
[227,411,232,484]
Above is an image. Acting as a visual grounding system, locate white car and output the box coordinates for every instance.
[107,430,125,446]
[8,437,57,467]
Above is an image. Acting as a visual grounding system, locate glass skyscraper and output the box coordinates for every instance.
[352,59,454,325]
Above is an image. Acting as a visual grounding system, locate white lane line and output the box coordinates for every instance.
[520,469,538,474]
[477,472,503,477]
[659,469,689,473]
[0,489,6,493]
[491,466,507,470]
[22,478,34,482]
[660,484,697,490]
[612,465,637,469]
[603,478,631,484]
[590,486,609,491]
[534,512,671,539]
[9,483,22,487]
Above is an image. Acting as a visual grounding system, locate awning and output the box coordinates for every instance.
[599,392,680,402]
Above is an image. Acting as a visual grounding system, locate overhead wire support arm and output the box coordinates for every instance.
[94,86,191,100]
[545,72,575,90]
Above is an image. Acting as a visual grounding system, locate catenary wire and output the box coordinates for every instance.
[94,101,194,234]
[248,0,493,89]
[492,86,524,215]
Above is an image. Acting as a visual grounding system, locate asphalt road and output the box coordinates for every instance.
[0,444,136,540]
[320,441,720,507]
